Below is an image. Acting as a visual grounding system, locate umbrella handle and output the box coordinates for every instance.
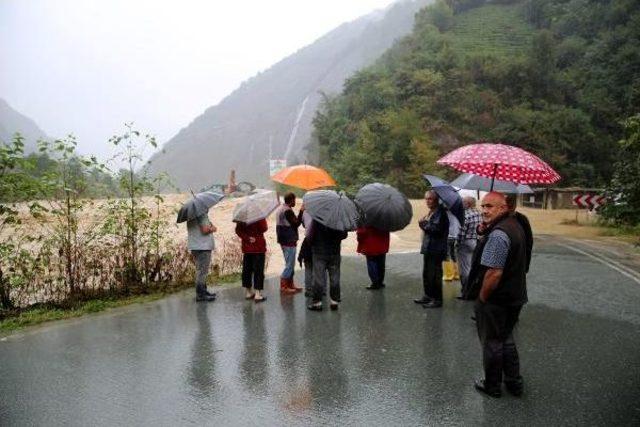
[490,164,497,191]
[189,188,196,198]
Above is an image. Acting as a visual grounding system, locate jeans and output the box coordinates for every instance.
[312,253,341,303]
[242,253,265,290]
[366,254,386,287]
[191,250,212,296]
[457,239,477,291]
[422,253,445,302]
[280,245,296,279]
[303,258,313,292]
[475,302,523,388]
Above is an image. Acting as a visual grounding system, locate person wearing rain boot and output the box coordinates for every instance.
[307,219,348,311]
[415,190,449,308]
[443,209,461,282]
[235,218,268,303]
[457,196,482,300]
[356,225,390,290]
[276,193,304,294]
[187,212,217,302]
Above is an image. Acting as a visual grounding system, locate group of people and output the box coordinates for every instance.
[185,188,533,398]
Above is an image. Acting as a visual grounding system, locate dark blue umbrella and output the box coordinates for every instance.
[423,174,465,226]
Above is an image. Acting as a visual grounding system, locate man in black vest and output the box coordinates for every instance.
[470,192,528,398]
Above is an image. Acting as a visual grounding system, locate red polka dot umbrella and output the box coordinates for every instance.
[437,142,560,190]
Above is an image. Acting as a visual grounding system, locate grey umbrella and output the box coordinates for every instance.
[232,190,280,224]
[176,191,225,223]
[354,183,412,232]
[450,173,533,194]
[303,190,359,231]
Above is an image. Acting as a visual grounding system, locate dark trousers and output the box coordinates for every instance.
[242,253,265,291]
[475,302,523,388]
[312,253,341,303]
[366,254,386,287]
[422,253,445,302]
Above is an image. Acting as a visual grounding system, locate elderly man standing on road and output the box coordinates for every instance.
[457,196,482,299]
[414,190,449,308]
[470,191,528,398]
[187,213,217,302]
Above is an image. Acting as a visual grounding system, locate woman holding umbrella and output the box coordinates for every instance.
[232,190,280,303]
[235,219,268,303]
[354,183,413,291]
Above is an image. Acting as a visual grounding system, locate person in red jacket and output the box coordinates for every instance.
[356,225,390,290]
[235,218,268,303]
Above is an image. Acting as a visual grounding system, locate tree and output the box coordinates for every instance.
[602,114,640,226]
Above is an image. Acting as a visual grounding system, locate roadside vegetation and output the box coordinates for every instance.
[0,127,244,331]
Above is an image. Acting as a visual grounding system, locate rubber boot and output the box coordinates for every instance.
[443,261,455,281]
[453,262,460,281]
[280,277,297,294]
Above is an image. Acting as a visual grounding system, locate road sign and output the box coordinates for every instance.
[572,194,606,209]
[269,159,286,176]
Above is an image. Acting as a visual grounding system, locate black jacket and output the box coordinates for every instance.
[466,214,528,306]
[309,220,347,256]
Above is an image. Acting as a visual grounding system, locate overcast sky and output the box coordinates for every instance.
[0,0,397,160]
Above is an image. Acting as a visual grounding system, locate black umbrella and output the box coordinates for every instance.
[423,174,465,226]
[302,190,359,231]
[354,183,412,232]
[176,191,225,223]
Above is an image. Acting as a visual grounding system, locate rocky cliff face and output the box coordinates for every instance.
[146,0,430,190]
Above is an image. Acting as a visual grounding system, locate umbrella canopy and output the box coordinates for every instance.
[176,191,224,223]
[437,142,560,187]
[451,173,534,194]
[423,175,465,226]
[303,190,359,231]
[354,183,412,232]
[232,190,280,224]
[271,164,336,190]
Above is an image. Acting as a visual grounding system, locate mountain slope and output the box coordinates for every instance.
[0,98,50,152]
[146,0,430,190]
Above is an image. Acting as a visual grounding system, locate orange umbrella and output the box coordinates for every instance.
[271,164,336,190]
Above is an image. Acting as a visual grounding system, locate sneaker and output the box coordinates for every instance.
[422,300,443,308]
[366,284,383,290]
[330,300,339,310]
[414,296,432,304]
[474,379,501,398]
[307,302,323,311]
[505,378,524,397]
[196,294,216,302]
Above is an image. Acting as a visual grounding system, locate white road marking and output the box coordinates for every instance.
[557,243,640,285]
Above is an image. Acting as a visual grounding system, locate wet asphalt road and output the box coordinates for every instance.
[1,236,640,426]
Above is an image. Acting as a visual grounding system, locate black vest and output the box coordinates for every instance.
[466,215,528,306]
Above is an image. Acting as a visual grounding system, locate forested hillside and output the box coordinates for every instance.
[313,0,640,197]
